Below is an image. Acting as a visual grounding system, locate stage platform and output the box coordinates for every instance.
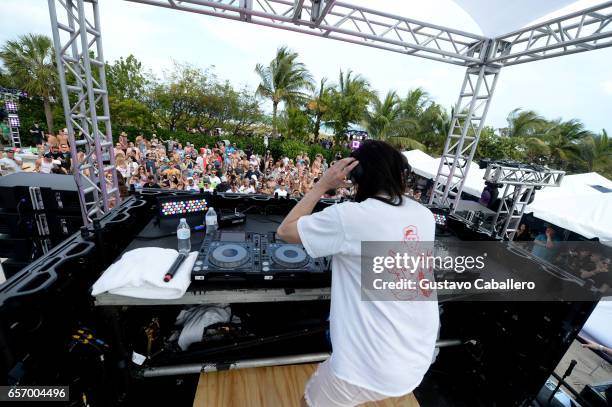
[193,363,420,407]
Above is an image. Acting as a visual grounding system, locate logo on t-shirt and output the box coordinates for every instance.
[402,225,419,242]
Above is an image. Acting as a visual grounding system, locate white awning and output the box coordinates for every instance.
[525,172,612,243]
[581,300,612,348]
[403,150,486,197]
[403,150,612,242]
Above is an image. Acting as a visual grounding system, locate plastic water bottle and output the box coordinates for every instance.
[177,218,191,254]
[205,207,218,235]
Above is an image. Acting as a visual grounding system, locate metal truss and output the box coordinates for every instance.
[1,92,22,148]
[483,162,565,187]
[489,184,536,241]
[124,0,489,66]
[484,163,565,240]
[44,0,612,225]
[48,0,120,225]
[491,1,612,66]
[429,64,500,210]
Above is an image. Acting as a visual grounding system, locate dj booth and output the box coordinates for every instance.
[0,189,601,406]
[94,212,332,307]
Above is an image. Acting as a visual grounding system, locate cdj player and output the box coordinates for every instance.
[191,230,329,283]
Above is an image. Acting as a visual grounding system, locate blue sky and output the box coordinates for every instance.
[1,0,611,135]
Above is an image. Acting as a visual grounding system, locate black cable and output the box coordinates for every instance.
[133,232,175,240]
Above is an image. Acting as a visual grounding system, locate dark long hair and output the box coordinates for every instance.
[350,140,410,206]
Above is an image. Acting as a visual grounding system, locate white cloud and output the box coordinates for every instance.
[603,80,612,95]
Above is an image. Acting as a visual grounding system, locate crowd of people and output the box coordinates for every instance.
[111,132,355,199]
[0,125,357,200]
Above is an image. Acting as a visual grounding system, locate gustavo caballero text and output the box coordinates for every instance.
[372,278,536,291]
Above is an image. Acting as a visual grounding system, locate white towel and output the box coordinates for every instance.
[91,248,197,299]
[175,305,232,350]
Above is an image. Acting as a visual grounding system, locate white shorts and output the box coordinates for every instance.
[304,360,389,407]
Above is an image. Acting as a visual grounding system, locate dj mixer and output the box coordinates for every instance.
[191,230,329,283]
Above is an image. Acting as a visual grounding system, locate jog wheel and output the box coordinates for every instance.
[271,245,309,268]
[209,244,250,268]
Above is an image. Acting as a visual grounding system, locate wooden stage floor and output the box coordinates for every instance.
[193,363,419,407]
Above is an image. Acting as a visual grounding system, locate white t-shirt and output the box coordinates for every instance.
[274,188,288,197]
[297,197,439,396]
[196,156,205,169]
[0,158,22,173]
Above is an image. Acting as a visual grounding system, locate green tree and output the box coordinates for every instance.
[363,90,400,139]
[393,88,449,152]
[0,34,58,133]
[307,78,331,142]
[326,69,373,138]
[475,127,525,160]
[579,129,611,177]
[366,88,449,152]
[111,98,153,131]
[146,62,208,131]
[0,65,12,88]
[503,108,546,138]
[544,118,591,170]
[255,46,313,136]
[106,54,151,101]
[277,106,311,141]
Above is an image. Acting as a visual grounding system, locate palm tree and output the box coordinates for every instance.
[545,119,591,169]
[0,34,58,133]
[255,46,313,136]
[307,78,331,142]
[326,69,373,137]
[363,91,400,139]
[399,87,430,119]
[504,109,546,138]
[580,129,611,176]
[375,88,449,152]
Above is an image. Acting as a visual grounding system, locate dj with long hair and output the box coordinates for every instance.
[277,140,439,407]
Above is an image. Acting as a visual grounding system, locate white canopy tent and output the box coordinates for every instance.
[525,172,612,242]
[403,150,487,198]
[581,300,612,348]
[403,150,612,242]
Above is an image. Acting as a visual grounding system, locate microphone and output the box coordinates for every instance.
[164,253,187,282]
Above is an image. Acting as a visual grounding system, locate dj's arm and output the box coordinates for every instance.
[277,157,358,244]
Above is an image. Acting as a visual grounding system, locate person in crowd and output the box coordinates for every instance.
[276,140,438,407]
[0,148,23,173]
[184,177,199,192]
[35,153,55,174]
[56,128,69,148]
[531,225,559,262]
[580,253,611,293]
[29,123,45,147]
[514,223,532,241]
[143,174,160,189]
[119,131,128,152]
[274,182,288,197]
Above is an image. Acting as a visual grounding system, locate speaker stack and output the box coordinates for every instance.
[0,173,84,278]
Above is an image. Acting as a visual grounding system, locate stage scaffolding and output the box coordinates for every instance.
[482,162,565,241]
[46,0,612,224]
[48,0,120,224]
